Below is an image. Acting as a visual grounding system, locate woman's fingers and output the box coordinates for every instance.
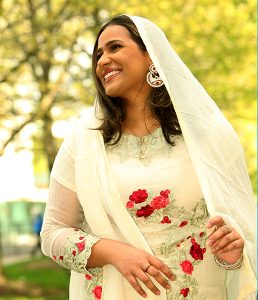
[145,265,171,290]
[211,232,244,254]
[126,267,169,298]
[206,216,224,229]
[216,239,244,254]
[206,216,244,264]
[134,264,173,297]
[111,242,175,297]
[136,269,162,296]
[149,256,176,281]
[125,256,175,297]
[209,232,236,253]
[128,275,148,298]
[207,225,232,246]
[138,257,175,296]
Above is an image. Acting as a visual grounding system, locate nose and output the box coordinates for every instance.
[97,52,111,68]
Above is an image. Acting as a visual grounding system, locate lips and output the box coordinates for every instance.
[104,70,120,81]
[102,68,121,82]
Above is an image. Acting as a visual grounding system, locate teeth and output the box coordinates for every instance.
[104,70,120,80]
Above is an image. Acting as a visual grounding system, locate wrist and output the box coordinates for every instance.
[214,254,243,270]
[87,238,123,268]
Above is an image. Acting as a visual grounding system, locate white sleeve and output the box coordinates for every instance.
[50,130,76,192]
[41,177,100,274]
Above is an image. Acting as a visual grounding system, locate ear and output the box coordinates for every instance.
[144,51,152,64]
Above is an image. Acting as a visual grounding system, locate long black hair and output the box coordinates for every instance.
[92,15,181,145]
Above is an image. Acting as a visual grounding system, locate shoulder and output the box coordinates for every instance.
[76,106,102,130]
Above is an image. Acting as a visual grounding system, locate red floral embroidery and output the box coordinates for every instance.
[161,216,171,224]
[179,220,188,227]
[199,231,204,237]
[180,260,194,275]
[53,255,57,260]
[92,285,102,299]
[85,274,92,280]
[180,287,190,297]
[129,189,148,203]
[59,255,63,260]
[190,239,206,260]
[150,196,169,209]
[160,189,170,198]
[76,241,85,252]
[126,200,135,208]
[79,236,84,240]
[136,205,154,218]
[72,250,76,257]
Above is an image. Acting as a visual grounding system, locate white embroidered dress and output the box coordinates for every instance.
[42,127,227,299]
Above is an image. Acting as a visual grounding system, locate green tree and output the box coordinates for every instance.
[0,0,110,172]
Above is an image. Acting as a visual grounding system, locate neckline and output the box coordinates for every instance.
[122,126,162,138]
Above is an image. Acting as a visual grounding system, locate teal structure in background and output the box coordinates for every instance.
[0,201,46,257]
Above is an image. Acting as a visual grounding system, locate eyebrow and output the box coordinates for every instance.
[96,39,123,55]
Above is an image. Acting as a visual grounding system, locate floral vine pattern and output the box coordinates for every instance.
[126,188,209,299]
[52,188,209,299]
[106,127,176,165]
[52,229,103,299]
[84,269,103,300]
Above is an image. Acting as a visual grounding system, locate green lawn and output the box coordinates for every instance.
[1,256,70,300]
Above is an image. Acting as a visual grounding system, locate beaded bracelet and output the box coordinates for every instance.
[214,254,243,270]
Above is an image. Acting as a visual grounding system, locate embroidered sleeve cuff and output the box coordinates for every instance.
[52,228,100,275]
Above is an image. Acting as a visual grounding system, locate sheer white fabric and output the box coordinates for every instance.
[131,16,257,270]
[131,15,256,299]
[41,178,83,259]
[41,178,100,275]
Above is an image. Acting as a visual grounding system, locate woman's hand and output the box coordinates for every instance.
[88,239,176,298]
[206,216,244,264]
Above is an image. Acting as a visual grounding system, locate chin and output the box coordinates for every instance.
[105,88,121,98]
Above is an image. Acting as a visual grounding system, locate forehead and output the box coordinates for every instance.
[97,25,132,48]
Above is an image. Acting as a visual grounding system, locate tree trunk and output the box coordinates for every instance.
[42,113,57,174]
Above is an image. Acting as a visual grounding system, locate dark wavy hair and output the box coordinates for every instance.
[92,15,182,145]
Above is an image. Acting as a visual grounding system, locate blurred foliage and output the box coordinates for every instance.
[1,256,69,299]
[0,0,256,191]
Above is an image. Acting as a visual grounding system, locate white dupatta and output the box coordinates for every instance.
[73,16,256,299]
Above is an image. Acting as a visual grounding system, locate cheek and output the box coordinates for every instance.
[95,66,101,80]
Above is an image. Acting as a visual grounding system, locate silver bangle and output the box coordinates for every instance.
[214,254,243,270]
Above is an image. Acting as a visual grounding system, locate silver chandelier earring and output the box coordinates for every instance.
[146,64,164,88]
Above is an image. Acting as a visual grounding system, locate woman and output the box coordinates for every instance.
[41,15,256,299]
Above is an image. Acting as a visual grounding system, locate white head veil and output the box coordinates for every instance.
[74,15,256,299]
[130,15,257,267]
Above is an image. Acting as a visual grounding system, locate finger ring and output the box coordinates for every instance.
[144,265,151,272]
[224,224,232,234]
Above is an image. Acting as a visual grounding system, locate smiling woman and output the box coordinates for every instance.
[41,15,256,300]
[95,25,151,102]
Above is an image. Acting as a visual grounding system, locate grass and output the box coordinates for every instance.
[0,256,70,300]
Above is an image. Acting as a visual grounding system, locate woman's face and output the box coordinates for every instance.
[95,25,151,101]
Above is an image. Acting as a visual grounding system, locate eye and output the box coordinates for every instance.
[110,43,122,52]
[96,52,102,61]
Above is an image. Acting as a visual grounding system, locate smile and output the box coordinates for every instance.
[104,70,120,81]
